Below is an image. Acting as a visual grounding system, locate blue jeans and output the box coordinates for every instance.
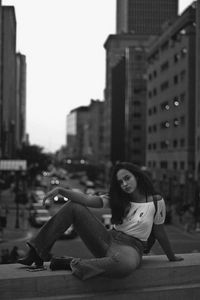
[29,201,143,280]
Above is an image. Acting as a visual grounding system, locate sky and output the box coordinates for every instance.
[2,0,194,153]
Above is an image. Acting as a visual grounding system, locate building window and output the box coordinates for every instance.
[153,70,157,78]
[153,124,157,132]
[180,138,185,147]
[173,139,178,147]
[161,41,169,52]
[173,161,178,170]
[173,96,180,107]
[160,140,169,149]
[161,101,170,110]
[180,161,185,170]
[133,100,141,106]
[181,47,187,57]
[180,29,186,35]
[160,161,168,169]
[160,81,169,91]
[161,121,170,129]
[160,61,169,72]
[133,113,142,118]
[133,137,141,142]
[153,88,157,96]
[148,91,152,98]
[180,93,185,103]
[174,75,179,85]
[180,70,186,81]
[152,106,157,114]
[180,116,185,125]
[174,53,180,63]
[173,118,179,127]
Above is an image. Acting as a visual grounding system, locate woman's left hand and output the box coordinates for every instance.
[169,255,184,262]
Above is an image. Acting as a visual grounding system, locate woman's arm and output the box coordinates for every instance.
[153,223,183,261]
[43,187,104,208]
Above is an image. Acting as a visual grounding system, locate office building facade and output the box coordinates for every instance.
[116,0,178,35]
[196,0,200,179]
[1,6,17,158]
[146,4,196,200]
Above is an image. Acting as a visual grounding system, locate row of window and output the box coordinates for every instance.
[148,93,185,115]
[148,160,186,170]
[148,138,185,150]
[148,20,193,64]
[149,48,187,80]
[148,116,185,133]
[148,70,186,98]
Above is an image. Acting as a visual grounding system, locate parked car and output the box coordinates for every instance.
[50,177,60,186]
[30,189,45,202]
[29,208,51,227]
[30,189,50,207]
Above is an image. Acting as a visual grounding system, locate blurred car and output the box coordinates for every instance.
[30,189,50,208]
[85,180,95,188]
[29,202,43,211]
[50,177,60,186]
[31,189,45,202]
[29,208,51,227]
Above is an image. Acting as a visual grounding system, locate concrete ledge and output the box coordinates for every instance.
[0,253,200,299]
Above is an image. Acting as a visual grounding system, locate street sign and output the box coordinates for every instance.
[0,160,27,171]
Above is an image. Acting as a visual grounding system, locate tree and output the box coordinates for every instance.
[16,144,52,174]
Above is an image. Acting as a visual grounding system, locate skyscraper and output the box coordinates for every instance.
[116,0,178,35]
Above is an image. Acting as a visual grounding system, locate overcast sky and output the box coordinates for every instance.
[2,0,194,153]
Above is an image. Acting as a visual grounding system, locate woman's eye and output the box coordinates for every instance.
[125,176,130,181]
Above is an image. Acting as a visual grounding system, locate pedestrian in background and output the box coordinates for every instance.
[0,203,8,240]
[18,162,183,280]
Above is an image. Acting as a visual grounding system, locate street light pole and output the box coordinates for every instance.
[15,171,20,229]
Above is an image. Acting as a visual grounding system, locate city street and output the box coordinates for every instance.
[1,175,200,263]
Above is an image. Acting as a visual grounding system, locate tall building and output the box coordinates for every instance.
[104,34,152,164]
[146,3,196,201]
[0,1,3,157]
[1,6,16,158]
[66,106,89,160]
[116,0,178,35]
[196,0,200,179]
[16,53,27,150]
[66,100,105,165]
[87,99,105,164]
[104,0,179,165]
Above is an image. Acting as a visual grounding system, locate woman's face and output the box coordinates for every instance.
[116,169,137,194]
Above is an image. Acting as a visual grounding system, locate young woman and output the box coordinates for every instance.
[18,162,183,280]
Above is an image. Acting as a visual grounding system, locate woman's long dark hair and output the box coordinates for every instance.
[109,162,158,225]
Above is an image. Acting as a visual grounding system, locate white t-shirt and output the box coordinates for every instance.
[100,195,166,241]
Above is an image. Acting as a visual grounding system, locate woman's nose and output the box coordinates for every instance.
[122,180,127,186]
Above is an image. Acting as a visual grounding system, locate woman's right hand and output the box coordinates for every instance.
[43,187,60,206]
